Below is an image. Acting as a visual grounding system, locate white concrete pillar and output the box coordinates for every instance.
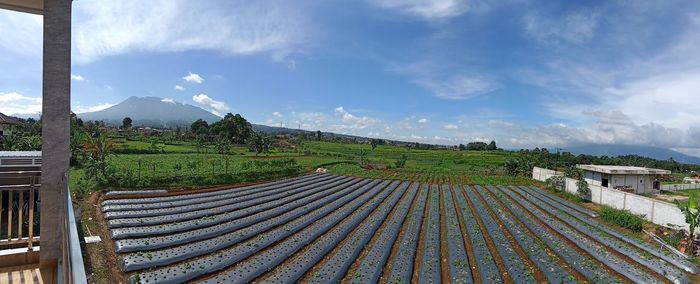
[41,0,72,261]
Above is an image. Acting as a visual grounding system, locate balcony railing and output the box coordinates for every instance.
[0,170,86,283]
[0,171,40,250]
[62,172,87,284]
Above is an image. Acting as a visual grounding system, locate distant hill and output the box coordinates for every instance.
[77,96,221,128]
[565,144,700,165]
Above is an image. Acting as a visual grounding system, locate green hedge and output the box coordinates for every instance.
[600,206,645,232]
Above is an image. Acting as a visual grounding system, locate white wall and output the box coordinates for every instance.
[533,167,692,231]
[662,183,700,191]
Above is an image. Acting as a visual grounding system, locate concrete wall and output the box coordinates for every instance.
[533,167,691,231]
[662,183,700,191]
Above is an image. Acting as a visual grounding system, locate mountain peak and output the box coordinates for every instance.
[77,96,220,127]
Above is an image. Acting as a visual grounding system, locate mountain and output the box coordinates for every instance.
[78,96,221,127]
[565,144,700,165]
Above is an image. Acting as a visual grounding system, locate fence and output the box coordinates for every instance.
[0,171,40,250]
[532,167,692,231]
[661,183,700,191]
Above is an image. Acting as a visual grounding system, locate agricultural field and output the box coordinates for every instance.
[71,139,530,191]
[97,173,698,283]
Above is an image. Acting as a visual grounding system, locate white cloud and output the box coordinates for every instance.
[524,10,599,45]
[73,103,115,113]
[174,85,185,91]
[0,92,42,115]
[334,106,382,129]
[183,72,204,84]
[71,0,308,64]
[70,74,85,81]
[418,118,429,124]
[192,94,229,115]
[372,0,469,20]
[0,11,41,57]
[161,98,175,104]
[417,76,496,100]
[272,111,283,118]
[444,123,459,130]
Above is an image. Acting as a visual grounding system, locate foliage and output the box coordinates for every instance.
[545,175,565,192]
[248,132,271,155]
[370,139,384,150]
[215,135,231,154]
[210,113,252,144]
[190,119,209,136]
[122,117,132,129]
[395,153,408,169]
[676,192,700,254]
[600,206,645,232]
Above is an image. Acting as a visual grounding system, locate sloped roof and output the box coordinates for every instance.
[0,112,21,125]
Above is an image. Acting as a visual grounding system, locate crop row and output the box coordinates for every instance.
[494,186,663,283]
[475,185,576,283]
[102,173,323,208]
[107,175,345,227]
[114,177,365,252]
[101,175,696,284]
[120,179,379,271]
[524,185,697,274]
[509,186,688,283]
[483,186,613,283]
[134,180,392,283]
[110,176,359,239]
[104,174,339,219]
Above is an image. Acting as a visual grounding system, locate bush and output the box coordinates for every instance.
[600,206,645,232]
[545,175,565,192]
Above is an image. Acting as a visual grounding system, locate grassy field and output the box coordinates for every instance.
[71,139,535,192]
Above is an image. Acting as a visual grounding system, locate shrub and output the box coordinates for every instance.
[545,175,565,192]
[395,154,408,169]
[600,206,645,232]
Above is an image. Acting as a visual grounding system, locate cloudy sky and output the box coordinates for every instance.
[1,0,700,155]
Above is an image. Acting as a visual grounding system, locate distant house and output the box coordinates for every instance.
[576,164,670,194]
[0,112,21,141]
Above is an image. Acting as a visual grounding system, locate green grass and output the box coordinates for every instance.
[71,139,533,191]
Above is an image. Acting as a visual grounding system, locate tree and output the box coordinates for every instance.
[215,135,231,154]
[677,192,700,255]
[210,113,253,144]
[248,132,270,156]
[487,140,497,150]
[122,117,133,129]
[370,139,384,150]
[190,119,210,136]
[316,130,322,141]
[395,153,408,168]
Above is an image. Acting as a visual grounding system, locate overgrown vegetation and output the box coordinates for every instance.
[599,206,645,232]
[676,192,700,255]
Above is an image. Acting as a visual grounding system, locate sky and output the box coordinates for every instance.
[1,0,700,155]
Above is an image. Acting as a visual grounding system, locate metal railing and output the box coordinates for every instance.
[61,172,87,284]
[0,170,40,250]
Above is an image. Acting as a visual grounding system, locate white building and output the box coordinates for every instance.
[576,165,670,194]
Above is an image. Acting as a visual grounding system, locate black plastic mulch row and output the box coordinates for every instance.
[511,186,688,284]
[387,183,429,284]
[484,186,614,283]
[134,180,391,284]
[451,185,501,283]
[523,185,698,275]
[418,184,442,284]
[104,174,340,218]
[110,176,358,239]
[103,173,323,208]
[347,182,421,284]
[441,184,472,284]
[494,186,662,284]
[462,185,536,283]
[120,179,375,272]
[194,181,403,283]
[475,186,575,283]
[114,177,364,252]
[106,175,346,227]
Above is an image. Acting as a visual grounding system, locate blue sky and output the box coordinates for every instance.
[1,0,700,154]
